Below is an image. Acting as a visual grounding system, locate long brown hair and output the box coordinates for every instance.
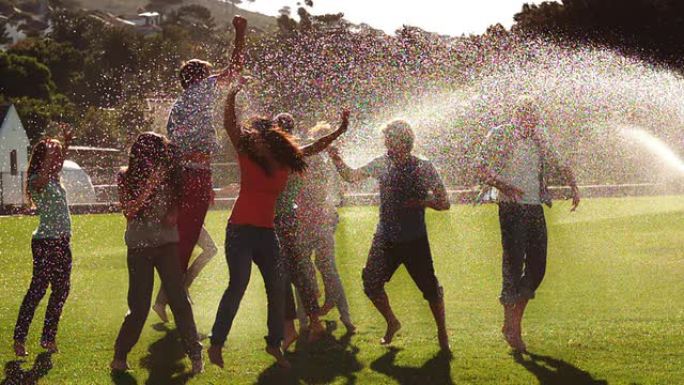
[118,132,181,217]
[239,117,307,175]
[25,139,59,206]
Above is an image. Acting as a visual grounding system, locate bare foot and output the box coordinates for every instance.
[342,320,357,335]
[283,323,298,352]
[13,341,27,357]
[110,358,130,372]
[265,345,291,369]
[152,304,169,323]
[380,319,401,345]
[308,320,326,343]
[41,340,59,353]
[207,345,224,368]
[501,324,526,352]
[438,329,451,353]
[319,301,334,317]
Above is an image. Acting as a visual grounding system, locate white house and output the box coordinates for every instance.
[0,104,30,207]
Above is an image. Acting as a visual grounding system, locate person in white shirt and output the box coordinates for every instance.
[477,96,580,352]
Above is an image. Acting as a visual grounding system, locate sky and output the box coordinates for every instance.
[239,0,551,36]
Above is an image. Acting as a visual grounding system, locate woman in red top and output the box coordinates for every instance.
[208,81,348,369]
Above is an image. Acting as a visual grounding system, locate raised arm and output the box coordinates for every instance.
[216,16,247,84]
[224,85,243,151]
[301,110,349,157]
[326,146,372,183]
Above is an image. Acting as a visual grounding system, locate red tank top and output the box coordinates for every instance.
[229,154,290,228]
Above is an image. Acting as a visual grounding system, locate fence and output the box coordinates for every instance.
[3,167,683,215]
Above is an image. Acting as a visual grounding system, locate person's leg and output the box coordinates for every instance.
[362,234,402,344]
[13,239,51,356]
[253,229,290,368]
[498,203,528,351]
[314,227,354,331]
[154,243,203,373]
[514,205,548,350]
[40,238,73,352]
[294,287,308,331]
[112,248,155,370]
[278,216,323,341]
[184,226,219,288]
[402,236,448,351]
[156,168,212,309]
[208,225,253,367]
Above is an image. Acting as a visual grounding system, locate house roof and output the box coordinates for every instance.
[0,104,11,127]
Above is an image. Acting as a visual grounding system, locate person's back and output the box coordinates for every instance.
[167,74,221,159]
[230,154,290,228]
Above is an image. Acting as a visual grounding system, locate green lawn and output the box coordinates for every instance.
[1,196,683,385]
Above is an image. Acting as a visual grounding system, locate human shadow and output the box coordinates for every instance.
[257,322,363,385]
[110,370,139,385]
[513,351,608,385]
[370,347,455,385]
[139,324,194,385]
[0,352,53,385]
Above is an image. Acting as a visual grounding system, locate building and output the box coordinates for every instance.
[0,104,30,208]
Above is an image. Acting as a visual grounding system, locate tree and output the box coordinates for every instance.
[11,95,76,144]
[0,51,55,100]
[8,38,84,97]
[512,0,684,69]
[0,20,11,45]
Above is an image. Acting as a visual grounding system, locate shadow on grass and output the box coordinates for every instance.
[257,322,363,385]
[513,351,608,385]
[110,370,139,385]
[138,324,194,385]
[370,347,455,385]
[1,352,53,385]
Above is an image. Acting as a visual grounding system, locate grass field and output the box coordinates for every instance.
[0,196,683,385]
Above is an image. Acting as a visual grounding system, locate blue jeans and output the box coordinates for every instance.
[210,224,285,348]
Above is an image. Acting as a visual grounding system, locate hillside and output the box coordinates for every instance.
[78,0,277,30]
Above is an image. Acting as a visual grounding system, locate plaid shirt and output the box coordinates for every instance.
[167,75,221,167]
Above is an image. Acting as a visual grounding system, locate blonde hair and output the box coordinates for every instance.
[382,119,415,148]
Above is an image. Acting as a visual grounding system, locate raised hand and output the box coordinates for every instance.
[60,123,75,145]
[233,15,247,35]
[570,185,580,212]
[339,109,350,133]
[326,145,341,159]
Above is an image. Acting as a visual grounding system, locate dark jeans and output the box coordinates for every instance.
[14,237,72,344]
[498,203,548,305]
[275,213,319,320]
[114,243,202,360]
[211,224,285,348]
[362,234,443,302]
